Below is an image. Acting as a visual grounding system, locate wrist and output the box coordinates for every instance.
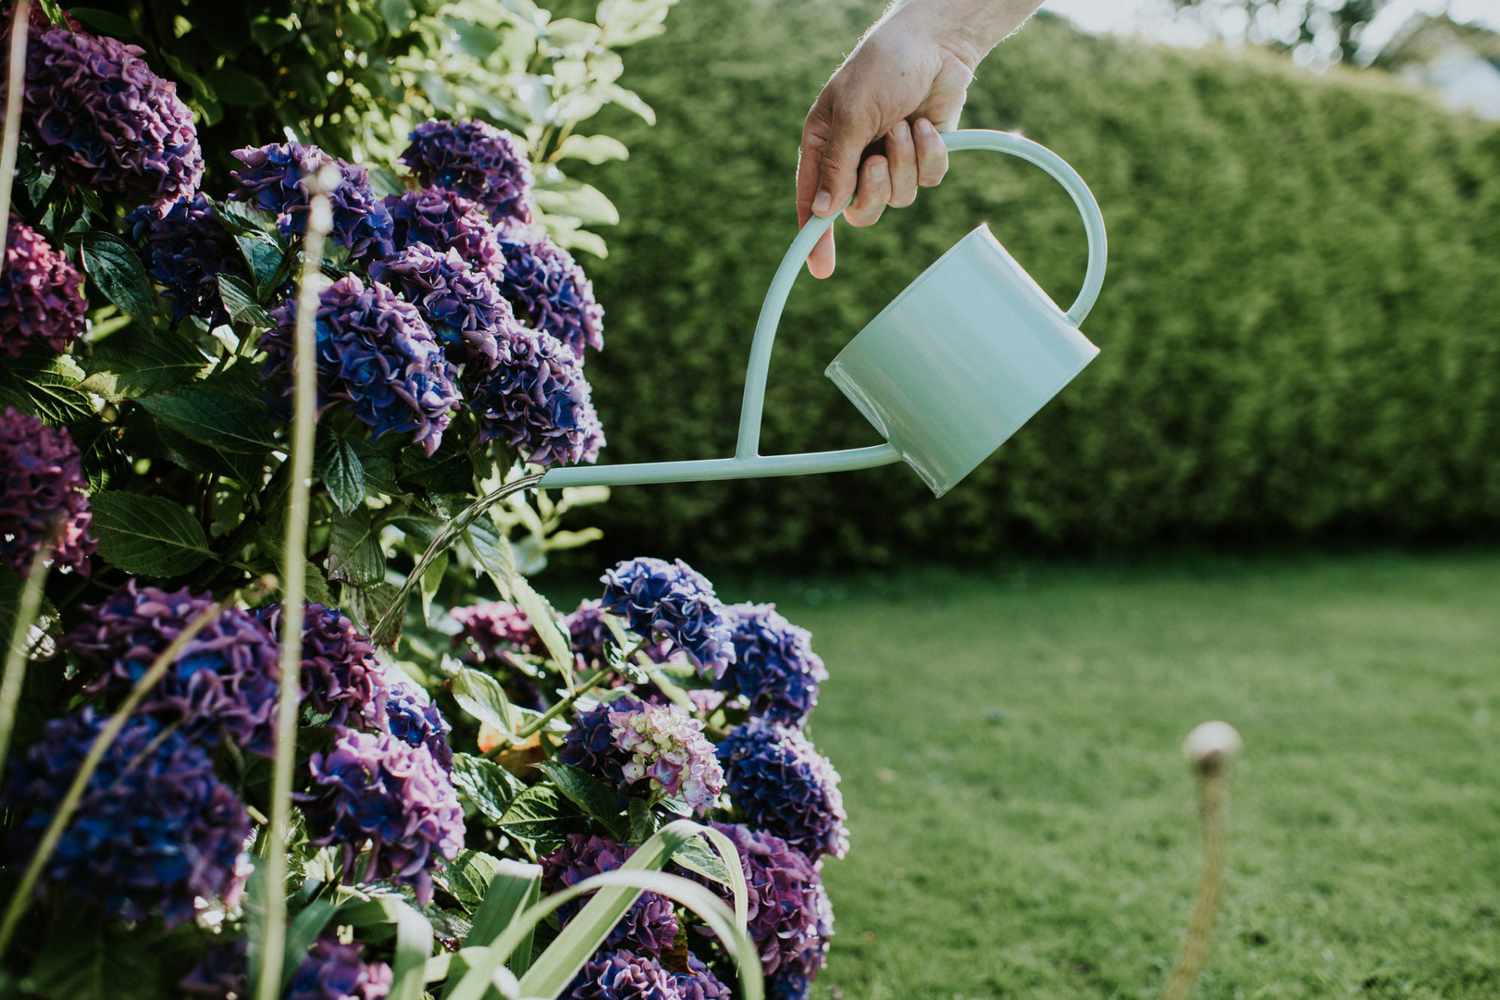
[890,0,1036,68]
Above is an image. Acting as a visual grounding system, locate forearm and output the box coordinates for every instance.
[880,0,1045,67]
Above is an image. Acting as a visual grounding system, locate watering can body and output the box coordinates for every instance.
[539,129,1106,495]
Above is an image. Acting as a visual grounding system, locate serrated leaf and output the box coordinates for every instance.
[317,434,366,515]
[464,517,516,599]
[327,508,384,584]
[497,784,573,857]
[218,273,275,329]
[80,232,157,322]
[435,850,506,913]
[85,325,208,399]
[555,134,628,164]
[139,384,278,454]
[23,923,163,999]
[511,577,574,683]
[0,350,93,424]
[538,761,626,839]
[236,235,284,294]
[671,835,733,887]
[452,667,517,737]
[91,492,213,577]
[450,752,525,826]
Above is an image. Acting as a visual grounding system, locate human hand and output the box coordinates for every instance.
[796,0,1041,278]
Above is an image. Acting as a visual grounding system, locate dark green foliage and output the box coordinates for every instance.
[578,2,1500,567]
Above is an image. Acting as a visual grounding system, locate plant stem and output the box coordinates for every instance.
[0,0,30,260]
[254,170,333,1000]
[0,542,50,781]
[1162,767,1231,1000]
[515,667,610,741]
[0,597,227,957]
[370,472,544,647]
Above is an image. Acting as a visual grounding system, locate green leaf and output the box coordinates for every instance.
[91,491,213,577]
[237,235,284,294]
[554,134,628,164]
[80,232,157,322]
[326,508,384,584]
[209,66,273,106]
[602,83,655,124]
[538,761,627,839]
[218,273,275,329]
[139,385,279,454]
[464,518,517,599]
[511,577,574,683]
[464,860,542,970]
[436,850,505,913]
[317,434,366,515]
[418,550,448,624]
[84,325,208,400]
[380,0,415,33]
[450,753,525,826]
[670,835,733,888]
[497,784,573,858]
[0,350,92,424]
[280,899,344,990]
[534,180,619,226]
[23,923,162,999]
[67,7,138,38]
[452,667,517,737]
[344,895,432,1000]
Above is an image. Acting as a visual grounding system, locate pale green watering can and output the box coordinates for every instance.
[541,129,1107,498]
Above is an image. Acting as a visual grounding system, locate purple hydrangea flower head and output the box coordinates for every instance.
[469,325,604,468]
[560,697,723,814]
[675,957,732,1000]
[0,407,94,574]
[263,275,461,456]
[231,142,393,258]
[304,727,465,905]
[542,834,679,955]
[254,602,386,727]
[126,194,242,326]
[401,119,533,225]
[495,229,604,358]
[452,600,541,666]
[563,598,615,668]
[717,721,849,861]
[717,604,827,727]
[4,709,250,927]
[563,950,680,1000]
[384,188,503,275]
[685,823,832,988]
[179,939,248,997]
[369,242,524,370]
[0,220,86,357]
[381,675,454,772]
[287,936,394,1000]
[23,24,203,201]
[69,581,282,754]
[600,558,734,679]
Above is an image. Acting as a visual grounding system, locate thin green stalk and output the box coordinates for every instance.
[371,472,544,647]
[254,167,334,1000]
[0,597,227,956]
[0,541,51,780]
[0,0,29,260]
[515,667,609,741]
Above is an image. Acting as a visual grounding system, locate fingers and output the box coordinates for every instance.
[885,120,918,209]
[913,117,949,188]
[843,155,891,228]
[807,228,836,280]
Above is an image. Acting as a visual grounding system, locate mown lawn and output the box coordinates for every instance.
[712,550,1499,999]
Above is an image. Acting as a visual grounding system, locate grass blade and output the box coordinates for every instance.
[0,543,50,780]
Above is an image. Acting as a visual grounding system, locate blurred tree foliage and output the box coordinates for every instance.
[573,2,1500,568]
[68,0,676,255]
[1168,0,1462,64]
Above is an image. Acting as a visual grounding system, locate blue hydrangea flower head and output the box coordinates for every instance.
[600,558,734,679]
[560,697,724,814]
[683,823,832,990]
[369,241,524,371]
[126,194,242,327]
[262,274,461,456]
[563,949,681,1000]
[304,727,465,905]
[469,325,604,468]
[495,228,604,359]
[0,220,87,357]
[23,23,203,201]
[380,674,455,772]
[542,834,679,955]
[717,720,849,861]
[0,407,94,574]
[401,119,533,225]
[254,602,386,727]
[231,142,393,258]
[69,581,282,754]
[716,603,827,727]
[675,957,732,1000]
[384,187,503,275]
[4,709,250,927]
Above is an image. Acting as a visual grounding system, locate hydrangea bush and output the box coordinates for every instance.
[0,3,853,999]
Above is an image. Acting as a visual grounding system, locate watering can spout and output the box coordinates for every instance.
[538,129,1107,497]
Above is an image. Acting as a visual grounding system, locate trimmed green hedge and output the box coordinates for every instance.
[577,1,1500,567]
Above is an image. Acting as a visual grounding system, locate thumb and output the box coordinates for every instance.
[810,105,879,218]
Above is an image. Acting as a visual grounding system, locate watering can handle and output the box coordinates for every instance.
[734,128,1108,460]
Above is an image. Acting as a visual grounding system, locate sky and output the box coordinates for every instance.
[1046,0,1500,57]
